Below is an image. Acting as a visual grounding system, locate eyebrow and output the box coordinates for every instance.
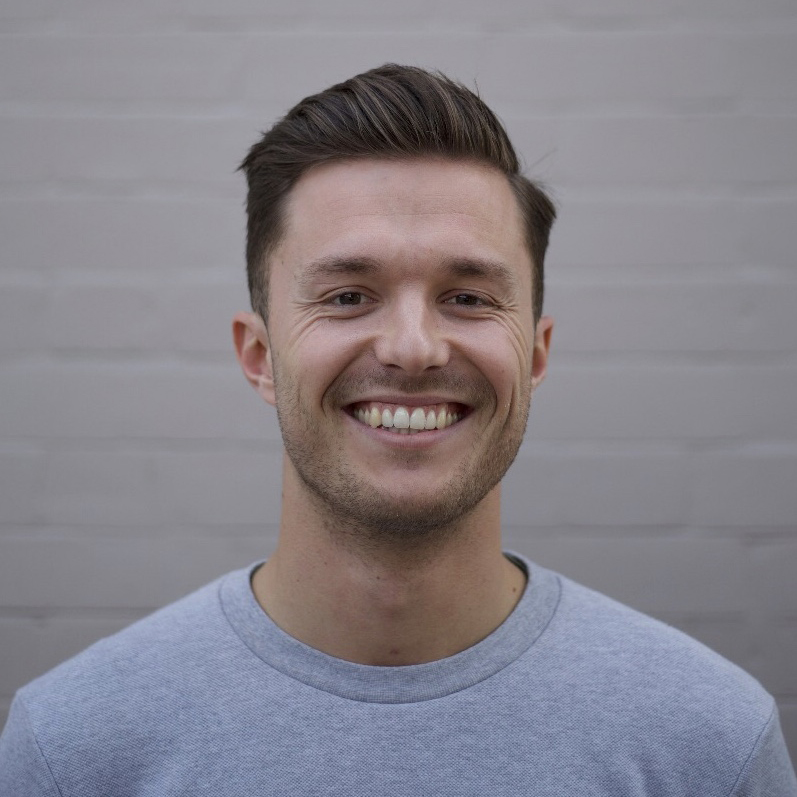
[296,256,380,286]
[444,258,520,290]
[297,254,520,290]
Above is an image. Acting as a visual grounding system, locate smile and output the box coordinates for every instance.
[351,403,463,434]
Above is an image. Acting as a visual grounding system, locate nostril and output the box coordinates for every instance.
[374,324,449,372]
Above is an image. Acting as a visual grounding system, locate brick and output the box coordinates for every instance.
[552,198,725,268]
[0,197,242,273]
[551,0,797,21]
[222,0,555,29]
[741,200,797,268]
[49,285,161,350]
[547,116,797,188]
[39,452,162,525]
[0,280,249,353]
[0,0,384,25]
[534,364,797,441]
[479,33,733,108]
[1,283,159,352]
[750,541,797,617]
[3,0,790,28]
[0,532,275,609]
[552,197,797,268]
[735,33,797,103]
[155,450,283,525]
[539,0,680,21]
[36,449,283,526]
[0,116,250,187]
[0,362,280,441]
[0,35,244,103]
[158,281,252,352]
[0,1,56,18]
[0,451,45,525]
[688,452,797,526]
[502,532,752,614]
[547,282,797,353]
[0,284,49,351]
[503,447,689,526]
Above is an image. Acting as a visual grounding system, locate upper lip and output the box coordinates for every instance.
[347,395,469,408]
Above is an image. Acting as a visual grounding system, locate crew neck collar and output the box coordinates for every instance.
[219,552,560,704]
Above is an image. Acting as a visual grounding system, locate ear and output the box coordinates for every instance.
[232,311,276,406]
[530,315,553,389]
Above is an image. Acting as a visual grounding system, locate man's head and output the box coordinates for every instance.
[234,65,556,548]
[240,63,555,325]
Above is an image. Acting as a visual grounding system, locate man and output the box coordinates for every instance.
[1,64,795,795]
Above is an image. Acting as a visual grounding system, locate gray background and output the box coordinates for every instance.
[1,0,795,759]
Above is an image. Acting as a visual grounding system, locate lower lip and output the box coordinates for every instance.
[344,412,462,448]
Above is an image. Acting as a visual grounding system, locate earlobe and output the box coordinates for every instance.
[232,311,276,406]
[531,315,553,389]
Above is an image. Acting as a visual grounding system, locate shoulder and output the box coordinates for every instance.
[10,570,245,777]
[550,572,772,714]
[529,568,785,792]
[21,572,230,701]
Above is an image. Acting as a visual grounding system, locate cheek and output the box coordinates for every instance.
[284,322,365,397]
[460,320,533,396]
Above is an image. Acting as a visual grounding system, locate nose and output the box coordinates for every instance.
[373,294,449,374]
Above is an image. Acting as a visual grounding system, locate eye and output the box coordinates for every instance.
[333,292,366,306]
[445,293,487,307]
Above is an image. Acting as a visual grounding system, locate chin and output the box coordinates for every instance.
[310,478,491,547]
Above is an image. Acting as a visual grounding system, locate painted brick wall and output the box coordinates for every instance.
[1,0,795,759]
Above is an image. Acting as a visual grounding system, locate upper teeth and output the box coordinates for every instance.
[354,404,460,433]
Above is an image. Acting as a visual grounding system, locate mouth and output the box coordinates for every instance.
[348,402,467,435]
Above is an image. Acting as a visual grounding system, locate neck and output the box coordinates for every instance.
[251,457,526,666]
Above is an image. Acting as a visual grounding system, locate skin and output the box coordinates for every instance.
[233,158,552,665]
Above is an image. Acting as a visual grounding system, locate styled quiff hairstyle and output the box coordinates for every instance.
[240,63,556,323]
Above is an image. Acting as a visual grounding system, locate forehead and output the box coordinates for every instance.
[273,158,532,281]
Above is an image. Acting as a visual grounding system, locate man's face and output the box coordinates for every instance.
[238,158,551,543]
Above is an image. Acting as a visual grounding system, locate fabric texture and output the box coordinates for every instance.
[1,554,795,796]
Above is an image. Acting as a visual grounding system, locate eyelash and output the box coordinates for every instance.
[326,291,493,310]
[444,293,489,307]
[331,291,372,306]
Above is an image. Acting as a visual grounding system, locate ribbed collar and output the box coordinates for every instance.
[219,552,560,704]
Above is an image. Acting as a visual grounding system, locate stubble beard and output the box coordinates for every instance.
[273,363,532,553]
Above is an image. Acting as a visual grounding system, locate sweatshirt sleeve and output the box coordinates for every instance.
[730,705,797,797]
[0,695,62,797]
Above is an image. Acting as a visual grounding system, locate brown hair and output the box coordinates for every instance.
[240,63,556,322]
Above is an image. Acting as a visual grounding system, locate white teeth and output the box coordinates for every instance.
[355,404,462,432]
[393,407,410,429]
[409,408,426,430]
